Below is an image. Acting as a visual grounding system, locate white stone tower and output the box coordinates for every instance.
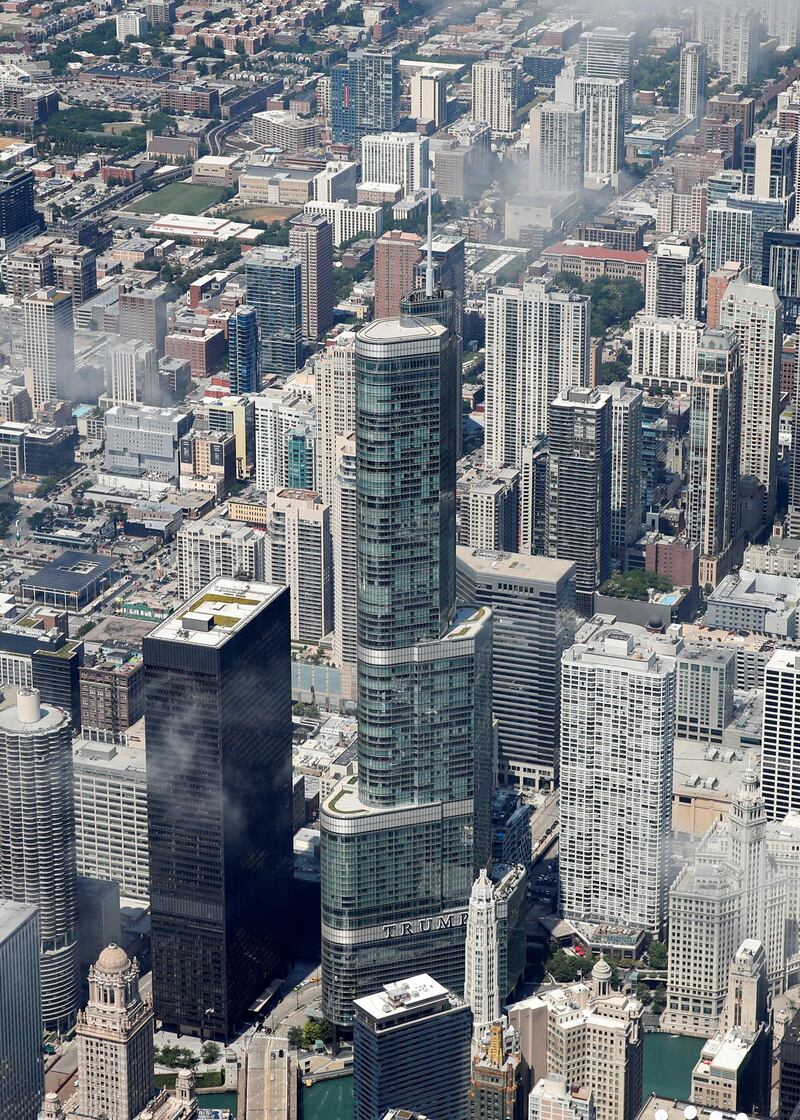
[464,869,501,1034]
[75,944,156,1120]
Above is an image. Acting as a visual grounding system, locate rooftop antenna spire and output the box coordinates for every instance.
[425,157,434,298]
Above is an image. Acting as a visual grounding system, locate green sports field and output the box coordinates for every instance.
[124,182,228,216]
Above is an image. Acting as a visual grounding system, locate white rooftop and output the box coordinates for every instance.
[147,577,284,649]
[354,974,451,1022]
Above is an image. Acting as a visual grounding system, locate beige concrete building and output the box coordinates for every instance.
[265,488,333,643]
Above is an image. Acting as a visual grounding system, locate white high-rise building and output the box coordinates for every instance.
[529,1076,596,1120]
[720,280,783,524]
[606,383,642,557]
[578,27,634,124]
[75,944,156,1120]
[759,0,799,49]
[0,687,79,1034]
[529,101,586,193]
[109,339,157,406]
[265,488,333,643]
[644,236,703,320]
[705,200,753,277]
[560,620,677,936]
[253,387,317,493]
[176,517,266,600]
[360,131,429,195]
[762,649,800,820]
[575,77,625,179]
[0,900,42,1120]
[695,2,760,85]
[485,276,590,469]
[629,314,704,396]
[679,41,707,122]
[314,330,355,504]
[411,69,447,127]
[663,769,792,1036]
[464,869,501,1035]
[23,287,74,408]
[472,59,521,136]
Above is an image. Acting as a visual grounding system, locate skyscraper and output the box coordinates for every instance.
[471,59,521,135]
[0,900,42,1120]
[361,131,429,195]
[546,388,612,616]
[455,548,576,791]
[75,945,156,1120]
[265,488,334,643]
[644,236,703,320]
[373,230,423,319]
[118,283,168,357]
[464,870,501,1034]
[686,329,742,586]
[485,276,591,469]
[720,280,783,525]
[144,578,292,1037]
[575,77,625,179]
[729,192,792,284]
[468,1022,525,1120]
[320,317,493,1026]
[696,2,759,85]
[0,166,43,252]
[559,621,677,936]
[227,304,260,395]
[353,975,472,1120]
[411,69,447,127]
[529,101,585,193]
[23,287,74,408]
[289,213,334,343]
[109,339,157,406]
[578,27,634,123]
[679,42,707,122]
[314,329,356,503]
[244,246,303,377]
[743,127,797,199]
[705,200,753,277]
[607,383,643,560]
[332,432,357,695]
[762,649,800,820]
[331,48,400,147]
[0,687,78,1034]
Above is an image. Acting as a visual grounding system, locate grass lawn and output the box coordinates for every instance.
[125,182,228,216]
[226,204,300,223]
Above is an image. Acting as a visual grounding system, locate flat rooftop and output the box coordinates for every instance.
[22,551,116,593]
[147,577,284,649]
[637,1096,759,1120]
[0,898,37,943]
[456,545,575,583]
[358,316,446,344]
[73,737,146,778]
[354,974,454,1022]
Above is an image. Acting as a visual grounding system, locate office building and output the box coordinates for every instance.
[468,1021,525,1120]
[353,975,472,1120]
[109,339,157,406]
[529,1077,594,1120]
[72,736,149,901]
[743,127,797,199]
[720,280,783,525]
[472,59,521,136]
[361,131,429,195]
[118,284,167,357]
[144,578,292,1037]
[730,193,791,284]
[315,330,355,503]
[79,648,143,734]
[676,644,735,744]
[104,404,193,481]
[176,517,265,600]
[644,237,703,320]
[331,48,400,147]
[0,687,78,1033]
[411,69,447,127]
[560,621,677,936]
[227,305,260,395]
[464,869,501,1034]
[251,110,319,151]
[303,198,383,248]
[245,246,303,376]
[686,330,742,586]
[780,1007,800,1120]
[529,101,585,193]
[265,488,333,643]
[575,77,625,177]
[456,548,576,791]
[706,570,799,637]
[607,383,642,558]
[509,961,643,1120]
[690,940,771,1115]
[762,649,800,819]
[0,167,42,251]
[374,231,423,319]
[289,213,334,343]
[578,27,634,123]
[0,900,42,1120]
[253,387,317,493]
[23,288,74,408]
[75,944,156,1120]
[485,277,590,469]
[547,388,612,616]
[320,317,492,1026]
[663,770,790,1035]
[679,42,707,122]
[458,468,519,552]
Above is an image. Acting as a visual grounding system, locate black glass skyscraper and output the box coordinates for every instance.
[144,578,292,1038]
[320,316,493,1027]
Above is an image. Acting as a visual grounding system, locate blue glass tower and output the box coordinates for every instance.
[331,48,400,147]
[244,247,303,378]
[227,305,260,394]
